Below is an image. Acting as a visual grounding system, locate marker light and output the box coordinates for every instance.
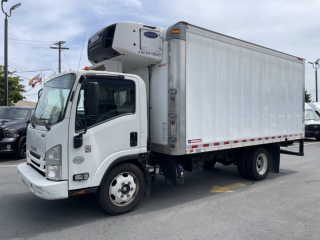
[73,173,89,181]
[171,29,180,34]
[72,190,85,195]
[84,66,90,70]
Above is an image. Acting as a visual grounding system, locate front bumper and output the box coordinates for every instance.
[17,163,68,200]
[305,130,320,138]
[0,138,18,153]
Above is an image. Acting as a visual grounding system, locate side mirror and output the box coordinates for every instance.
[74,134,83,148]
[85,82,100,116]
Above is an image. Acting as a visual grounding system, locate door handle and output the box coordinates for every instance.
[130,132,138,147]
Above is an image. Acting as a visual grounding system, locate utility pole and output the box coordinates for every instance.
[50,41,69,73]
[308,59,320,102]
[1,0,21,106]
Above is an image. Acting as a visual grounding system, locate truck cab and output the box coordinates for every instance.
[18,70,148,214]
[305,103,320,140]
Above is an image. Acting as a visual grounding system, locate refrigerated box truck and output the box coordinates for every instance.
[18,21,305,215]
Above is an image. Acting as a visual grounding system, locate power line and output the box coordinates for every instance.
[62,50,71,70]
[7,19,51,45]
[0,57,34,72]
[0,38,52,44]
[14,69,57,73]
[0,27,52,49]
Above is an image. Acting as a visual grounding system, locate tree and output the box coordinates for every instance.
[305,90,312,103]
[0,65,26,106]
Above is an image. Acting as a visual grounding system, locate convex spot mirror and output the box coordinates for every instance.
[85,82,100,116]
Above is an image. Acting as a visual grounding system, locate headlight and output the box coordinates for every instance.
[46,165,61,180]
[45,145,62,180]
[45,145,62,165]
[3,129,19,138]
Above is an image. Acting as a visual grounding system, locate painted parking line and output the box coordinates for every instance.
[0,165,18,168]
[210,183,246,193]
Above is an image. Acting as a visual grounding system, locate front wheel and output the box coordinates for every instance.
[14,136,26,159]
[246,148,270,181]
[97,163,145,215]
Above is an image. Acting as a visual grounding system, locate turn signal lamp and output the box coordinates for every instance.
[171,29,180,34]
[72,190,85,195]
[84,66,90,70]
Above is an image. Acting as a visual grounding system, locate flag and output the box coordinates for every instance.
[28,74,42,88]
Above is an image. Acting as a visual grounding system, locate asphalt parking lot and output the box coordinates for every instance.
[0,139,319,240]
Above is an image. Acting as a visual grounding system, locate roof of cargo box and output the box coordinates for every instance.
[166,21,304,62]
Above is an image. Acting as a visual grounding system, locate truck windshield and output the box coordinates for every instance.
[34,74,75,126]
[305,109,320,120]
[0,108,29,120]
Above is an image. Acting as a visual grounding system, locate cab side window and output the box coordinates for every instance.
[75,78,135,132]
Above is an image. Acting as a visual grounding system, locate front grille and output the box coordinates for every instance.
[31,160,40,167]
[0,129,4,141]
[30,150,41,159]
[29,150,45,177]
[307,125,320,130]
[30,164,45,177]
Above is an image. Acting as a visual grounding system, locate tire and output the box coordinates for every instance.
[246,148,270,181]
[97,163,145,215]
[236,150,248,178]
[14,136,26,159]
[315,137,320,141]
[203,160,216,170]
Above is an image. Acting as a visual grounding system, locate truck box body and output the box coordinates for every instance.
[107,22,305,155]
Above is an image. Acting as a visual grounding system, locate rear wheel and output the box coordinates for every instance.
[97,163,145,215]
[246,148,270,181]
[236,150,249,178]
[14,136,26,159]
[315,137,320,141]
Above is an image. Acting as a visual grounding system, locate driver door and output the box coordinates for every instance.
[68,75,142,190]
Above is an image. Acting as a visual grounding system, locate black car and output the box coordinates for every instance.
[0,106,34,159]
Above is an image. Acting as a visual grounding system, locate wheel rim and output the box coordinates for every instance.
[109,172,139,206]
[256,153,268,175]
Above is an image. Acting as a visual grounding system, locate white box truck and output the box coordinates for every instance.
[18,21,305,215]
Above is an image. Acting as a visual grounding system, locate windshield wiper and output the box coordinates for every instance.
[38,114,51,131]
[30,115,36,128]
[39,118,51,131]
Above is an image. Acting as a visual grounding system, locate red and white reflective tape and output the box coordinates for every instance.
[187,133,303,150]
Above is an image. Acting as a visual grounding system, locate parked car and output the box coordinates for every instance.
[0,106,34,158]
[305,103,320,140]
[308,102,320,117]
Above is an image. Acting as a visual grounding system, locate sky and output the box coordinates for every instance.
[1,0,320,103]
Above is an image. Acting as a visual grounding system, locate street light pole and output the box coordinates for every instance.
[1,0,21,106]
[308,59,320,102]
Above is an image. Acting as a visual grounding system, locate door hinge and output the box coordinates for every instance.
[169,136,177,149]
[168,88,177,101]
[169,113,177,125]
